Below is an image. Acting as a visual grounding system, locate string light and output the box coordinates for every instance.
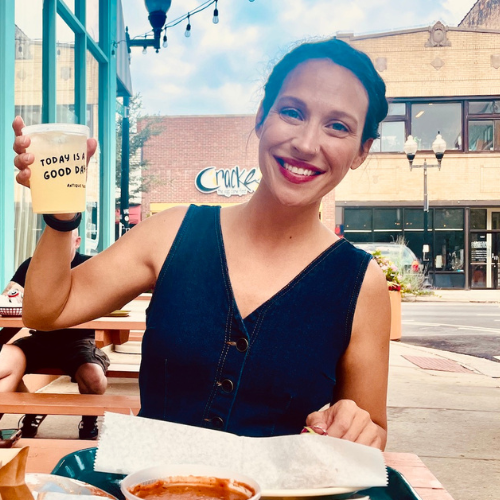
[127,0,255,53]
[213,1,219,24]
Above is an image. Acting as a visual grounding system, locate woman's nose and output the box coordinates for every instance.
[291,124,319,158]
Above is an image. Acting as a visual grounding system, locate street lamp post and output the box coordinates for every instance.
[404,133,447,288]
[127,0,172,53]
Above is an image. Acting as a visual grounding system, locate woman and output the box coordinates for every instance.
[13,38,390,449]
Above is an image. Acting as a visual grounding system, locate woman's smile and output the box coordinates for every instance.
[275,156,323,184]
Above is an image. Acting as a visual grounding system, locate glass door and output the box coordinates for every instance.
[492,233,500,289]
[470,233,488,288]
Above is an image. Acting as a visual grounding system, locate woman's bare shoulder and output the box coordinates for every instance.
[123,205,190,266]
[352,259,391,339]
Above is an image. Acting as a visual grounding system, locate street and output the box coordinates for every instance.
[401,302,500,362]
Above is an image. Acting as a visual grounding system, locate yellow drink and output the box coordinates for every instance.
[22,124,90,214]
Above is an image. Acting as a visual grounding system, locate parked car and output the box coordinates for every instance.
[353,243,422,273]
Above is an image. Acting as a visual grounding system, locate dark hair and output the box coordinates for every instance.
[257,38,388,144]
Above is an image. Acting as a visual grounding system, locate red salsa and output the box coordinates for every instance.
[129,476,255,500]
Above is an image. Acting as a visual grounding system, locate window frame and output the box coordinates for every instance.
[376,96,500,154]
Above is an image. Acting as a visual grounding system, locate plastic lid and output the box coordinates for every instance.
[22,123,90,136]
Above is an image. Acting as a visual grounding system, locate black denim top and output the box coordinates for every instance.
[139,205,372,437]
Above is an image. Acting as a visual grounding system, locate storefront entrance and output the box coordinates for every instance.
[470,211,500,289]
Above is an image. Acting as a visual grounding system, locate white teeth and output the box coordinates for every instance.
[283,162,316,176]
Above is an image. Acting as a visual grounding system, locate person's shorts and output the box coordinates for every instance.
[12,335,110,382]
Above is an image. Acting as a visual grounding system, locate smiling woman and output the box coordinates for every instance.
[14,38,391,450]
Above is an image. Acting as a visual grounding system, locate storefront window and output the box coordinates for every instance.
[433,208,464,271]
[411,102,461,150]
[493,212,500,230]
[434,208,463,229]
[56,15,76,123]
[344,209,372,231]
[86,51,100,253]
[14,0,44,268]
[373,208,402,230]
[86,0,99,43]
[404,209,424,230]
[470,209,487,229]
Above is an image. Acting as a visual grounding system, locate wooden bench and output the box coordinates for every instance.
[33,362,140,379]
[0,392,140,416]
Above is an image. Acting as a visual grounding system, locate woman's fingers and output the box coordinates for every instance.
[87,138,97,165]
[12,115,25,137]
[16,168,32,188]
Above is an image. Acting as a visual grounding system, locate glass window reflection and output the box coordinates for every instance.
[411,103,461,150]
[86,51,100,253]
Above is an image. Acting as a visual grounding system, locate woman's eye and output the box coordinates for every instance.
[329,122,349,133]
[280,108,302,120]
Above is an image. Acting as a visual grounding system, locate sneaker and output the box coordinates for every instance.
[19,414,46,438]
[78,416,98,440]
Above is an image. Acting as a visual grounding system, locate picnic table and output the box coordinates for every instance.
[19,439,455,499]
[0,298,148,348]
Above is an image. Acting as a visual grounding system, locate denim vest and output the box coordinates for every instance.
[139,205,372,437]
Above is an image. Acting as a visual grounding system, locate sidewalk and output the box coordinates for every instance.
[386,341,500,500]
[406,288,500,303]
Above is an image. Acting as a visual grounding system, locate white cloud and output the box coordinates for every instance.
[122,0,481,116]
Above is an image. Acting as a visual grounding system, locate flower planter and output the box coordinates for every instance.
[388,290,402,341]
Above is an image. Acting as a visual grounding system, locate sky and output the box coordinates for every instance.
[121,0,474,117]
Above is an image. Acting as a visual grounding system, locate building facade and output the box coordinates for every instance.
[141,18,500,290]
[0,0,131,286]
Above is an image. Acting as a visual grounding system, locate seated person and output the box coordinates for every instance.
[0,229,109,439]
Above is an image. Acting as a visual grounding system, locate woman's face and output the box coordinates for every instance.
[256,59,372,208]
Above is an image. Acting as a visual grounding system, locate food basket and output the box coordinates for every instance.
[0,306,22,317]
[52,448,424,500]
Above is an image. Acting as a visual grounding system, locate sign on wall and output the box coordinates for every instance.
[195,166,261,198]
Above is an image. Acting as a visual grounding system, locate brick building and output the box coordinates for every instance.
[140,12,500,290]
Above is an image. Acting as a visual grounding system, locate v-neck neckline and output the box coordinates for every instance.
[214,206,347,322]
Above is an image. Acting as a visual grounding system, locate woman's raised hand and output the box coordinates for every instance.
[12,116,98,189]
[305,399,386,450]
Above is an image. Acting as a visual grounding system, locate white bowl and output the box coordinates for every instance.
[121,464,261,500]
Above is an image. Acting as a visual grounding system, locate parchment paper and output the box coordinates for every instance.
[94,413,387,490]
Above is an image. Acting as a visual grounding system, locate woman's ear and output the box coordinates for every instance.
[255,103,264,138]
[351,138,374,170]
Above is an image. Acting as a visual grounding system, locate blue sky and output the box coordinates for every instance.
[121,0,474,117]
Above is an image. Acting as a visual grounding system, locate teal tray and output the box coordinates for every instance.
[51,447,422,500]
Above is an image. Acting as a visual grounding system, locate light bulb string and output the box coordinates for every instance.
[124,0,255,50]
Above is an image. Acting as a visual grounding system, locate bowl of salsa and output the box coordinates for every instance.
[121,464,261,500]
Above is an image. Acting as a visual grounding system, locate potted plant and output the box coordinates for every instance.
[370,250,405,341]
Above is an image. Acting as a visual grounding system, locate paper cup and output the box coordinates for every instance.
[22,123,90,214]
[121,464,261,500]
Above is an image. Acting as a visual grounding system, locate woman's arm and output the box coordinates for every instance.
[306,260,391,449]
[23,208,188,331]
[12,115,188,330]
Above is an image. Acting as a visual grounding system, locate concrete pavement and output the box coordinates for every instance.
[406,288,500,303]
[386,340,500,500]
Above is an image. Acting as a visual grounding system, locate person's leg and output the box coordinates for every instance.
[2,337,49,437]
[74,362,107,395]
[64,339,110,440]
[0,344,27,392]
